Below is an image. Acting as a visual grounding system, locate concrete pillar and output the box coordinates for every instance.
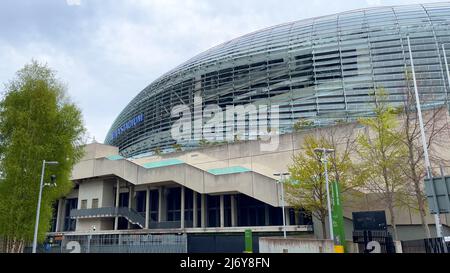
[61,198,67,232]
[128,185,135,229]
[201,194,207,228]
[181,186,185,229]
[285,208,291,226]
[394,241,403,253]
[55,198,64,232]
[145,187,150,229]
[193,191,198,228]
[128,185,134,209]
[231,194,237,227]
[265,204,270,226]
[158,187,167,222]
[220,195,225,228]
[114,179,120,230]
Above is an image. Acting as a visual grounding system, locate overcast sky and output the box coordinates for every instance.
[0,0,444,142]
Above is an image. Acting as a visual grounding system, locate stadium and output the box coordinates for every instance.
[47,3,450,253]
[105,2,450,158]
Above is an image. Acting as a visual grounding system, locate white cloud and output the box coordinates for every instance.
[366,0,383,6]
[0,0,445,142]
[66,0,81,6]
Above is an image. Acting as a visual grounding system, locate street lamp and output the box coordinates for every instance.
[274,172,290,239]
[87,225,96,253]
[314,148,335,243]
[32,160,58,253]
[442,43,450,102]
[407,35,445,243]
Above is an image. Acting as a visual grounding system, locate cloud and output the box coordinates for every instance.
[0,0,444,143]
[366,0,382,6]
[66,0,81,6]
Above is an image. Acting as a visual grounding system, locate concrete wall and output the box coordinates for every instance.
[77,218,114,232]
[101,179,115,207]
[259,237,334,253]
[389,225,450,241]
[77,179,105,209]
[81,143,119,161]
[67,107,450,238]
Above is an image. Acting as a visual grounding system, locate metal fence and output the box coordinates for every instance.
[401,238,449,253]
[352,230,396,253]
[27,233,187,253]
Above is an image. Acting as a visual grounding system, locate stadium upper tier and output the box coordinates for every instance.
[105,3,450,157]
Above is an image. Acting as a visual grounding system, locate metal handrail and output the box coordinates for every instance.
[70,207,146,228]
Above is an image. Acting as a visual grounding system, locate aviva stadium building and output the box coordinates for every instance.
[106,2,450,158]
[45,4,450,253]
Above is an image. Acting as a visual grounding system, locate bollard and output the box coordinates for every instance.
[334,245,345,253]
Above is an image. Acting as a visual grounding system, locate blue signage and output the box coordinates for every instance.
[112,113,144,140]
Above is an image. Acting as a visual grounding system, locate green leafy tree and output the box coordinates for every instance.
[286,126,361,239]
[153,147,162,156]
[293,119,314,132]
[356,89,409,241]
[198,139,210,147]
[172,143,183,152]
[0,61,86,252]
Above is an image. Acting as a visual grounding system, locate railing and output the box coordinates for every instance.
[25,233,188,253]
[352,230,396,253]
[70,207,146,228]
[402,238,449,253]
[149,221,193,229]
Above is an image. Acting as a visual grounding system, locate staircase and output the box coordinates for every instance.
[116,207,146,228]
[70,207,146,228]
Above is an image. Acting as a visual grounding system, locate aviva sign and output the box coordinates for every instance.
[112,113,144,140]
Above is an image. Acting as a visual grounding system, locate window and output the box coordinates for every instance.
[81,199,87,209]
[92,199,99,209]
[64,198,78,232]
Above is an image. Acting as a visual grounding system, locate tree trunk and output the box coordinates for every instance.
[407,140,431,238]
[4,236,25,253]
[415,184,431,238]
[388,204,399,241]
[321,218,327,239]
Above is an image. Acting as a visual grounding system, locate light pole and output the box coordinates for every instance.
[274,172,290,239]
[407,35,444,241]
[442,43,450,103]
[87,225,96,253]
[314,148,335,242]
[32,160,58,254]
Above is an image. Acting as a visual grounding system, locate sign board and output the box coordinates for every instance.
[352,211,387,231]
[111,113,144,140]
[331,181,346,247]
[244,229,253,253]
[424,176,450,214]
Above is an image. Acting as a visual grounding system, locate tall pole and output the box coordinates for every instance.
[280,173,287,239]
[323,155,334,242]
[407,35,443,239]
[32,160,46,253]
[274,172,289,239]
[442,44,450,103]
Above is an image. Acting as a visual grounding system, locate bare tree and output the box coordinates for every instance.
[397,71,450,238]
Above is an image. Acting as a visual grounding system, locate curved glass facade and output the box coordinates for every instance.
[105,3,450,157]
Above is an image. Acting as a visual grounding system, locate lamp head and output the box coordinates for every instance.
[313,148,335,154]
[46,161,59,166]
